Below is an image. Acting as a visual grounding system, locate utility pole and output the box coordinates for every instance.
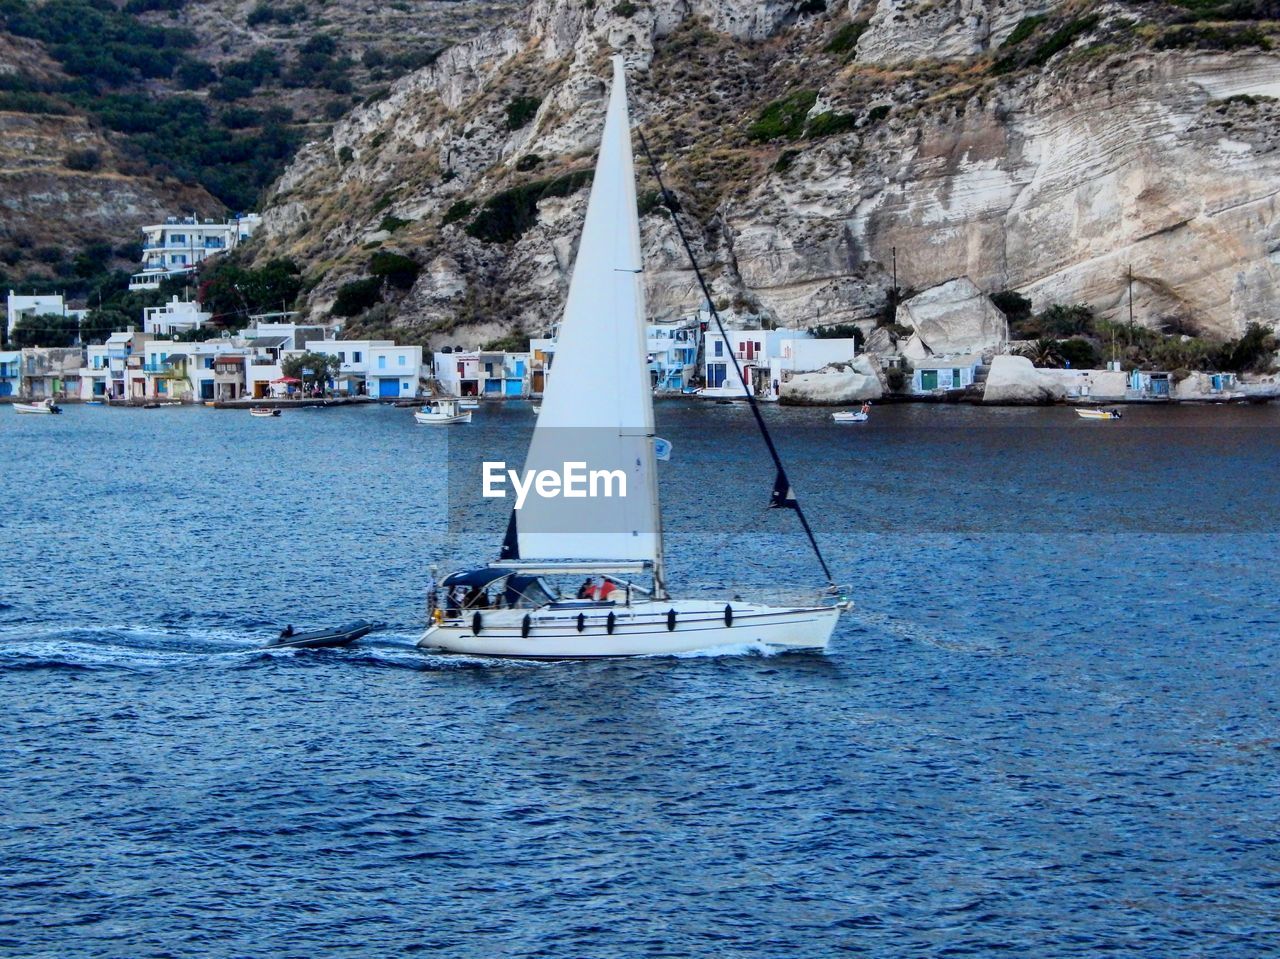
[1127,264,1135,345]
[891,246,898,305]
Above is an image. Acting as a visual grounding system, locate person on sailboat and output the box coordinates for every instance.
[577,578,594,599]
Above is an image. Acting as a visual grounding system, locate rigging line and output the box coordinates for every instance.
[635,127,836,588]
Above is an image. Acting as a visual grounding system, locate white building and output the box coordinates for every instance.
[103,329,150,400]
[305,339,423,398]
[431,348,529,399]
[79,344,109,400]
[6,291,85,338]
[910,355,983,394]
[241,320,331,352]
[129,213,262,291]
[702,328,815,400]
[143,296,212,336]
[647,317,700,392]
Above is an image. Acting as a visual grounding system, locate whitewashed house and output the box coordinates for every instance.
[702,328,825,400]
[647,318,700,392]
[104,329,150,399]
[909,355,983,394]
[305,339,423,398]
[129,213,261,291]
[6,291,87,338]
[432,348,529,398]
[79,344,109,399]
[143,297,211,336]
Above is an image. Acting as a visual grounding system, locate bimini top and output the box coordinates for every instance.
[440,567,510,590]
[440,567,555,609]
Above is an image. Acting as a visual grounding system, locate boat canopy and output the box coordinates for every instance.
[440,567,510,590]
[440,567,557,609]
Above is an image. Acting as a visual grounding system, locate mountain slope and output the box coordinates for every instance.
[259,0,1280,345]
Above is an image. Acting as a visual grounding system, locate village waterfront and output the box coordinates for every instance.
[3,399,1279,956]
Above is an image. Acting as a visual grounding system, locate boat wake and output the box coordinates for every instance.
[667,641,789,659]
[0,624,429,672]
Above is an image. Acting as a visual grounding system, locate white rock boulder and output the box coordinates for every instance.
[898,277,1009,356]
[781,355,883,405]
[982,355,1067,404]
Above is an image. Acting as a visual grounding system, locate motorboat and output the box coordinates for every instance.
[13,398,62,414]
[1076,408,1122,420]
[832,409,869,423]
[265,620,385,649]
[414,398,472,424]
[418,57,846,660]
[250,407,281,417]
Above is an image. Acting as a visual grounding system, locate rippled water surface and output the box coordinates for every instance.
[3,401,1279,957]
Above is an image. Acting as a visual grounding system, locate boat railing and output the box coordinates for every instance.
[687,583,853,609]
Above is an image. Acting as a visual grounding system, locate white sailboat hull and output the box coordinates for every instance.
[418,598,840,659]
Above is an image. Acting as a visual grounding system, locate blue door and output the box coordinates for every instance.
[379,378,399,397]
[0,382,11,397]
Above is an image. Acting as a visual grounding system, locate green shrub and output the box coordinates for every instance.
[332,277,384,316]
[505,95,542,131]
[378,214,410,233]
[806,111,858,138]
[637,188,680,216]
[612,1,637,16]
[64,148,102,171]
[747,89,818,142]
[1026,15,1100,66]
[516,153,542,171]
[1155,24,1272,51]
[774,149,800,173]
[369,250,420,289]
[441,199,475,226]
[1058,337,1101,369]
[866,104,890,123]
[466,170,594,243]
[1001,15,1045,48]
[824,21,867,54]
[1039,303,1095,336]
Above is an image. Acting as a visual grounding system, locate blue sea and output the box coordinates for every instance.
[2,401,1278,957]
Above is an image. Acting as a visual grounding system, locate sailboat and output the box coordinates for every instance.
[417,57,846,658]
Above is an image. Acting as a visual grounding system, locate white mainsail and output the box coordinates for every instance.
[508,56,661,567]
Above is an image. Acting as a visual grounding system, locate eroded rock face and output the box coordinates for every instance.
[896,277,1008,356]
[856,0,1060,66]
[259,0,1280,347]
[982,354,1066,404]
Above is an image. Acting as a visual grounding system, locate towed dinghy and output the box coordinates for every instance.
[265,620,385,649]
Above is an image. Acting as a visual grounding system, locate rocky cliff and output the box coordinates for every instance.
[257,0,1280,347]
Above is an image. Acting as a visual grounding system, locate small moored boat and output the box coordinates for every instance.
[1076,408,1122,420]
[833,402,872,424]
[13,398,62,414]
[250,407,281,417]
[265,620,386,649]
[414,398,472,425]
